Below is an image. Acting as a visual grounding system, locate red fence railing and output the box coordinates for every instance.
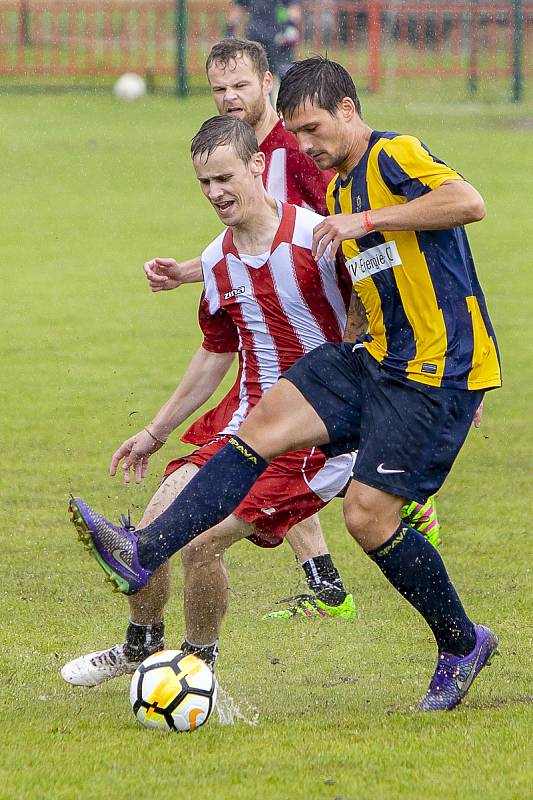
[0,0,531,88]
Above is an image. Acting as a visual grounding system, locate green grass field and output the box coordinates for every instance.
[2,88,532,800]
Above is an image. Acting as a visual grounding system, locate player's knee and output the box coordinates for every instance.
[343,502,375,543]
[343,487,386,544]
[180,531,225,569]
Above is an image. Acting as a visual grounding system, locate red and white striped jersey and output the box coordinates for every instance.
[183,202,351,443]
[261,121,333,216]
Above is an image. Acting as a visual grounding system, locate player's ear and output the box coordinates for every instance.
[340,97,357,122]
[250,151,265,176]
[262,70,273,95]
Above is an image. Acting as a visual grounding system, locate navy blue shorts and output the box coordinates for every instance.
[282,343,483,503]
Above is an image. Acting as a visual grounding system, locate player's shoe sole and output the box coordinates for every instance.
[263,592,356,621]
[418,624,499,712]
[68,497,151,594]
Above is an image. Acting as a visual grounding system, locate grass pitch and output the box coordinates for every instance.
[1,89,532,800]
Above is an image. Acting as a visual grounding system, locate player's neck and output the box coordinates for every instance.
[254,104,280,146]
[337,123,373,179]
[232,194,279,256]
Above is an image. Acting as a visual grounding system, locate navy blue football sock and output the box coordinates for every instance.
[368,523,476,656]
[137,436,268,571]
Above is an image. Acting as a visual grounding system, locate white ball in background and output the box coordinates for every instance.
[113,72,147,102]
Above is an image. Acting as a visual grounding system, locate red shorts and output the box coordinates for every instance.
[164,436,354,549]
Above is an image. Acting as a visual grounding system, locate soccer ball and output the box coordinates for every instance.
[130,649,217,732]
[113,72,147,102]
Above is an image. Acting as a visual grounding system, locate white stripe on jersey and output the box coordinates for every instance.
[291,206,348,339]
[223,346,249,434]
[268,242,326,354]
[265,149,287,203]
[202,233,225,314]
[317,261,348,336]
[225,254,280,394]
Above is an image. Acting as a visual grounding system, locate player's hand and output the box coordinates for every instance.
[109,429,166,485]
[473,400,484,429]
[312,214,367,262]
[143,258,184,293]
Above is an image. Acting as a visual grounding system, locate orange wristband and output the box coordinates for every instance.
[362,210,375,233]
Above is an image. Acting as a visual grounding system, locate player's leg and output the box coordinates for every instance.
[264,514,356,620]
[342,480,497,710]
[179,514,255,668]
[339,354,497,709]
[67,344,342,588]
[61,465,198,686]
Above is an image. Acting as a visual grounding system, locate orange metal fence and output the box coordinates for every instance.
[0,0,531,88]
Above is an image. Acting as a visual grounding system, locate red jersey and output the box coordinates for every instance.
[260,120,333,216]
[183,121,335,446]
[183,203,351,444]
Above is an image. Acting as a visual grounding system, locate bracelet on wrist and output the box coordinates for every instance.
[362,210,375,233]
[144,427,167,446]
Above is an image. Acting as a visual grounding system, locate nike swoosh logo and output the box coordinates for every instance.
[456,647,483,692]
[377,463,405,474]
[112,548,135,575]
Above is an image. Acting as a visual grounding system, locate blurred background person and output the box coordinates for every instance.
[226,0,302,95]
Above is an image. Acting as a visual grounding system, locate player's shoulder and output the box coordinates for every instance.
[291,205,324,248]
[372,130,426,158]
[201,230,226,272]
[261,120,298,156]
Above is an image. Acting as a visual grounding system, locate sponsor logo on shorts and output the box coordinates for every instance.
[377,463,405,475]
[261,507,276,516]
[224,285,246,300]
[229,437,257,464]
[346,240,402,284]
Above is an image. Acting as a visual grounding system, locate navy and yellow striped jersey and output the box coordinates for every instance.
[326,130,501,391]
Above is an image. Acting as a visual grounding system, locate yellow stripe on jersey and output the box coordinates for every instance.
[334,176,388,360]
[366,140,448,386]
[466,296,502,389]
[335,178,359,260]
[380,135,463,191]
[326,132,501,391]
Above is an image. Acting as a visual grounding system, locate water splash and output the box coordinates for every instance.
[215,685,259,727]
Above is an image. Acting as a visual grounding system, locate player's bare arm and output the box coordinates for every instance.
[110,347,235,484]
[343,291,367,343]
[312,180,485,261]
[143,256,203,292]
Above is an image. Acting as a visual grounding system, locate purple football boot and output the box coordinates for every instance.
[419,624,499,712]
[68,497,152,594]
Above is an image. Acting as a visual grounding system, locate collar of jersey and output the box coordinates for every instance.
[223,201,296,262]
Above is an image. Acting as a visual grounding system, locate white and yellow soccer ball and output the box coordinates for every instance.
[130,650,218,732]
[113,72,147,101]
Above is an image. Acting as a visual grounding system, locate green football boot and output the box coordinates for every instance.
[262,592,356,621]
[401,495,441,548]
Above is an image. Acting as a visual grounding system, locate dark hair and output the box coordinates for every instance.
[191,115,259,164]
[277,57,361,118]
[206,38,269,79]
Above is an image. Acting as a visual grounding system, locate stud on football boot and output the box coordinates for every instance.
[401,495,441,548]
[262,592,356,621]
[68,497,151,594]
[418,624,499,712]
